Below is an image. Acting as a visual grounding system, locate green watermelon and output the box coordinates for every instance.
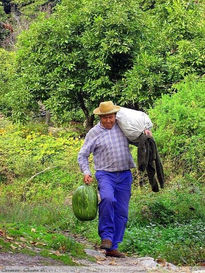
[72,184,98,221]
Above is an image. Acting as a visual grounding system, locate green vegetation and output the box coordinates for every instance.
[0,121,94,265]
[0,0,204,125]
[0,78,204,265]
[0,0,204,267]
[0,3,9,43]
[149,76,205,180]
[0,49,15,116]
[122,220,205,265]
[0,222,90,265]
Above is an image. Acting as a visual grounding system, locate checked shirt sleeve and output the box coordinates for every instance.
[78,131,95,176]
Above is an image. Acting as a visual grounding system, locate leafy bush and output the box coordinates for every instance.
[129,181,205,227]
[121,220,205,265]
[0,120,83,178]
[0,119,85,206]
[149,76,205,178]
[0,49,15,115]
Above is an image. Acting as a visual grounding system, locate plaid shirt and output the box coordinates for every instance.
[78,122,136,176]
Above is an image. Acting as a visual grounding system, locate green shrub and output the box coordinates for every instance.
[0,49,15,115]
[129,178,205,227]
[149,76,205,178]
[121,219,205,265]
[0,119,86,208]
[0,120,83,179]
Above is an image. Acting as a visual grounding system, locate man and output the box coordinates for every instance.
[78,101,152,258]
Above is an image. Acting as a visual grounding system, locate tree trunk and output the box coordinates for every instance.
[84,114,94,130]
[45,110,51,125]
[77,93,94,130]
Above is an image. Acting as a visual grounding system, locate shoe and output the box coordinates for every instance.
[100,239,112,249]
[106,249,126,258]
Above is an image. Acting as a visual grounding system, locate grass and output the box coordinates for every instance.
[0,221,92,265]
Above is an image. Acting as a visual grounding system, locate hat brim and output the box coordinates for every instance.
[93,106,120,115]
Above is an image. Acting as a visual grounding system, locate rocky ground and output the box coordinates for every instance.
[0,247,204,273]
[1,231,204,273]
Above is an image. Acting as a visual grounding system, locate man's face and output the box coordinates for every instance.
[100,114,116,129]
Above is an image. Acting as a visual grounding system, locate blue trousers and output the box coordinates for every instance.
[95,170,132,250]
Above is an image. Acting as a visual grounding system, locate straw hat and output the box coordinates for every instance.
[93,101,120,115]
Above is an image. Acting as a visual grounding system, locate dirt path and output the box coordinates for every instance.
[0,250,204,273]
[1,241,204,273]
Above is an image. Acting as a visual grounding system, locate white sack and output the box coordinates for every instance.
[116,107,153,141]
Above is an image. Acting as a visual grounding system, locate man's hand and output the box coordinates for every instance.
[83,174,93,185]
[144,129,152,137]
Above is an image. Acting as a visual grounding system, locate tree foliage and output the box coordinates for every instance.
[13,0,145,124]
[2,0,205,124]
[0,48,15,114]
[123,0,205,108]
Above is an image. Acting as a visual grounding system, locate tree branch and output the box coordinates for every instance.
[26,166,57,183]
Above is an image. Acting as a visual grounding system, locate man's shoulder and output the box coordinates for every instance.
[113,123,125,133]
[86,123,103,138]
